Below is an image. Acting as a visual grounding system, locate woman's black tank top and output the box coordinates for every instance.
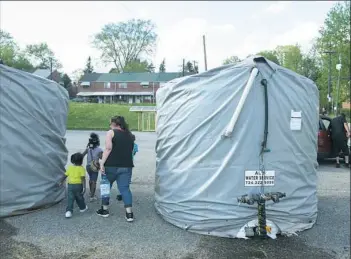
[105,129,134,168]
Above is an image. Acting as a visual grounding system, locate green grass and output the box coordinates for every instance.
[67,102,156,131]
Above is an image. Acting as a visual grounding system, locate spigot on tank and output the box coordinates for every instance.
[262,192,286,203]
[237,192,286,205]
[237,194,258,205]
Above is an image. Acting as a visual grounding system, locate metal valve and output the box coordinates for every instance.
[238,192,286,205]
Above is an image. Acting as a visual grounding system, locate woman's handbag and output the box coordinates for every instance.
[89,149,100,173]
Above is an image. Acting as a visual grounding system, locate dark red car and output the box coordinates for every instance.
[318,115,333,160]
[317,114,350,160]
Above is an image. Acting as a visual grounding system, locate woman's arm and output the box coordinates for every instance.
[82,148,88,157]
[100,130,114,169]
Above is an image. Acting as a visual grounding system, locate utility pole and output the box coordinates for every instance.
[182,59,185,76]
[323,42,336,114]
[336,54,342,115]
[203,35,208,71]
[193,60,198,74]
[49,57,53,80]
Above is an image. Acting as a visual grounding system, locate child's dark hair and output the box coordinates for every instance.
[131,134,135,142]
[88,132,100,148]
[71,152,84,166]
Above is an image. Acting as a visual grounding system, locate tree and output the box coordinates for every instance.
[62,73,72,88]
[180,60,199,73]
[25,43,62,69]
[256,50,280,65]
[275,44,303,73]
[299,45,322,82]
[13,52,34,71]
[194,63,199,73]
[71,69,84,83]
[109,68,119,73]
[316,1,350,109]
[83,56,94,74]
[159,59,166,72]
[123,59,154,73]
[92,19,157,72]
[147,62,155,73]
[0,30,34,72]
[0,31,18,67]
[223,55,241,65]
[186,61,194,72]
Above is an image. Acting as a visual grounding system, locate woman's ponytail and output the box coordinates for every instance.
[111,116,131,134]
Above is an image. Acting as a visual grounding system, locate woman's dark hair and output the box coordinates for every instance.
[111,116,130,132]
[71,152,84,166]
[88,132,100,148]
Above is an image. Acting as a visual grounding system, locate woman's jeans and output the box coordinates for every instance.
[66,184,86,212]
[102,167,132,208]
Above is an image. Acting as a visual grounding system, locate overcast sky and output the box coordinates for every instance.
[1,1,338,76]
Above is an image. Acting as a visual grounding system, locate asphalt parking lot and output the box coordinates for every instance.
[0,131,350,259]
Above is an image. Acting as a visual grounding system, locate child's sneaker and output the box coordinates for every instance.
[80,205,88,213]
[96,207,109,218]
[65,211,72,218]
[125,212,134,222]
[116,195,122,201]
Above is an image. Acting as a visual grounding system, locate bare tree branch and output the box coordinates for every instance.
[92,19,157,71]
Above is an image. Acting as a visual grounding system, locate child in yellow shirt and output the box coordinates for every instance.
[60,152,88,218]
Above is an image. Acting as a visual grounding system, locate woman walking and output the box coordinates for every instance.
[97,116,135,222]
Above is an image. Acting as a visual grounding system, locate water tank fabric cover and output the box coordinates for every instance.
[155,57,319,238]
[0,65,68,217]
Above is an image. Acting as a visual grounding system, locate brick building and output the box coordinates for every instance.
[77,72,190,104]
[32,69,63,85]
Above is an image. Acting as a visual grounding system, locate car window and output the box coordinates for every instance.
[322,119,330,130]
[319,120,326,130]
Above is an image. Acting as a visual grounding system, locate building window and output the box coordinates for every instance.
[141,82,149,88]
[81,82,90,88]
[119,83,127,88]
[104,82,111,89]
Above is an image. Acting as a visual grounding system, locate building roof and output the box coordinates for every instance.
[79,72,103,82]
[33,69,51,78]
[77,91,154,96]
[96,72,193,83]
[130,106,157,112]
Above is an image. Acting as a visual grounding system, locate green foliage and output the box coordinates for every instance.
[109,68,119,73]
[0,30,34,72]
[67,102,156,130]
[83,56,94,74]
[275,44,303,72]
[316,1,350,108]
[182,60,198,73]
[159,59,166,72]
[222,55,241,65]
[340,108,350,114]
[256,50,280,65]
[221,1,349,110]
[62,74,72,88]
[92,19,157,72]
[25,43,62,69]
[123,59,154,73]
